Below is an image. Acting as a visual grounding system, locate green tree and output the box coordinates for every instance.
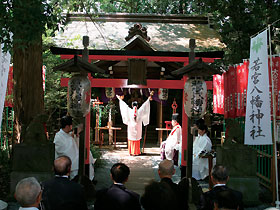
[185,0,280,64]
[0,0,65,142]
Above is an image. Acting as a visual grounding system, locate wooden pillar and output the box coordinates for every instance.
[108,103,113,145]
[157,101,163,144]
[85,110,90,177]
[78,118,86,178]
[181,75,188,178]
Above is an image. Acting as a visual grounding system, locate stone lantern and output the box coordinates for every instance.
[171,39,223,179]
[53,36,106,179]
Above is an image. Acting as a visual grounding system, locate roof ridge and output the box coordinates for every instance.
[66,13,210,24]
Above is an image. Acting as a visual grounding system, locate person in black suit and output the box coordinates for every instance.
[157,160,180,197]
[213,189,240,210]
[201,165,243,210]
[158,159,184,209]
[42,156,88,210]
[141,180,178,210]
[94,163,141,210]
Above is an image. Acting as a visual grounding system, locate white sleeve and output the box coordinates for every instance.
[54,133,65,158]
[175,126,182,150]
[138,98,150,126]
[119,99,130,125]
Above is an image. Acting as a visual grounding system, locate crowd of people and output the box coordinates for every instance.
[13,108,244,210]
[14,159,243,210]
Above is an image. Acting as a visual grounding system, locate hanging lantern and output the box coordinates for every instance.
[158,88,168,101]
[68,74,91,118]
[184,78,207,118]
[105,87,115,99]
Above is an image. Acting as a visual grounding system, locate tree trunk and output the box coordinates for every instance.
[13,40,44,142]
[12,0,44,142]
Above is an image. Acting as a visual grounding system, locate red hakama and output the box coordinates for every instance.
[128,139,141,155]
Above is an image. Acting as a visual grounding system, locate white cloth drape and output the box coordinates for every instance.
[0,44,11,132]
[118,98,150,140]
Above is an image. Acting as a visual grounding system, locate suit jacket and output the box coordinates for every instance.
[42,176,88,210]
[201,185,243,210]
[160,178,185,210]
[94,184,141,210]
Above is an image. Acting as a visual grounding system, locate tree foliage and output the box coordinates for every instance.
[1,0,279,140]
[186,0,280,64]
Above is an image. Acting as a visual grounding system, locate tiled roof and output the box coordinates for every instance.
[53,13,226,52]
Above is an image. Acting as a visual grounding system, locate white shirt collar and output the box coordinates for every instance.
[214,183,226,187]
[19,207,39,210]
[55,175,69,178]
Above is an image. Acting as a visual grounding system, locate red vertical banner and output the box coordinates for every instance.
[213,74,224,114]
[236,61,249,117]
[269,56,280,116]
[224,66,237,118]
[4,66,13,107]
[223,70,229,118]
[236,64,242,117]
[230,66,237,118]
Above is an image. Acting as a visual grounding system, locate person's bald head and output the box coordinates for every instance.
[54,156,72,176]
[158,159,175,178]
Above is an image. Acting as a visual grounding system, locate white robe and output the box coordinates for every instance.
[192,133,212,180]
[161,124,182,161]
[54,129,95,180]
[118,98,150,140]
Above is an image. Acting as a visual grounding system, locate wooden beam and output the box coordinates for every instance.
[60,55,219,63]
[50,46,224,58]
[61,78,213,90]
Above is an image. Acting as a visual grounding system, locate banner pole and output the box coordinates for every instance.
[268,25,280,209]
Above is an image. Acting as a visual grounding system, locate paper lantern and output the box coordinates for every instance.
[158,88,168,101]
[184,78,207,118]
[105,87,115,99]
[68,74,91,117]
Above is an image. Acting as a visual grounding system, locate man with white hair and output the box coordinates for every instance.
[14,177,42,210]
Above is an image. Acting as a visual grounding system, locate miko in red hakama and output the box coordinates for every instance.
[117,95,151,156]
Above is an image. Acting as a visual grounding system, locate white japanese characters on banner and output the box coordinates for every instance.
[0,44,11,132]
[245,30,272,145]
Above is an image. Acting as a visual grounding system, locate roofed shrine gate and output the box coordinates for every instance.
[52,13,224,177]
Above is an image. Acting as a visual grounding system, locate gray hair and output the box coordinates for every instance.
[211,165,229,182]
[15,177,41,207]
[159,159,174,176]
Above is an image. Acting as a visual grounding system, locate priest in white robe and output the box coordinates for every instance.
[117,92,152,155]
[54,116,95,180]
[160,113,182,166]
[192,124,212,180]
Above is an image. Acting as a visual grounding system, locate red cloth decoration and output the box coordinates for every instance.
[4,66,13,107]
[213,74,224,114]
